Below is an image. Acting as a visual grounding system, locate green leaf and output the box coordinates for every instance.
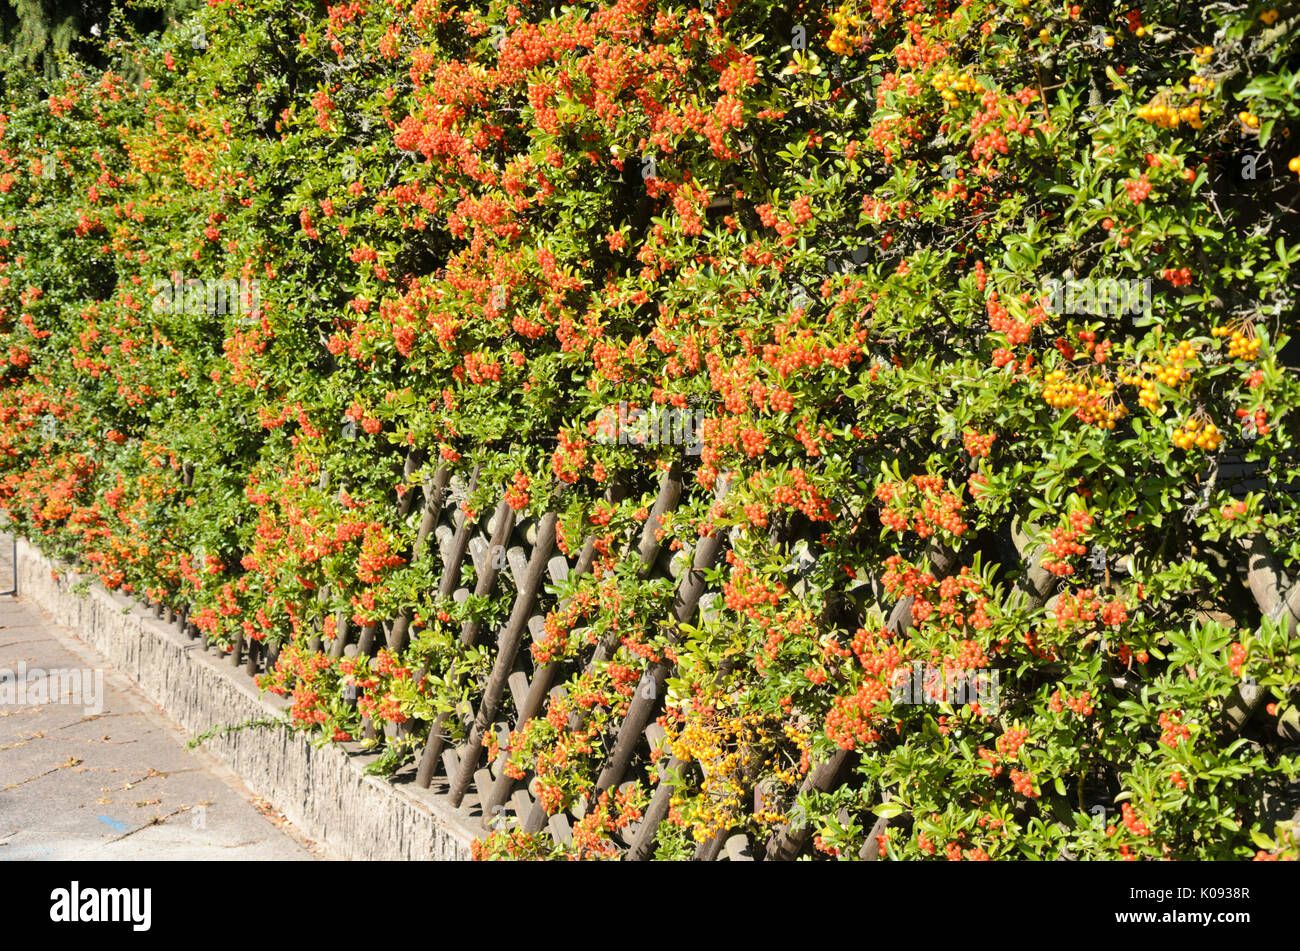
[1259,119,1275,148]
[1250,829,1276,851]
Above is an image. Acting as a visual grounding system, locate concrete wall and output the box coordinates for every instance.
[14,538,479,861]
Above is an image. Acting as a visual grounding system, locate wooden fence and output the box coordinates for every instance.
[152,433,1300,860]
[157,449,808,860]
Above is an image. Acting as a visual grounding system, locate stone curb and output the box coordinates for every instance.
[12,537,479,861]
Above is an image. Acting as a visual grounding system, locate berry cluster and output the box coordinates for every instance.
[1227,642,1247,678]
[1220,499,1249,520]
[1120,801,1151,837]
[1158,710,1191,747]
[930,68,981,106]
[1042,370,1124,429]
[771,467,833,521]
[1212,323,1262,362]
[962,428,995,458]
[1052,587,1128,630]
[875,475,968,538]
[1048,688,1094,716]
[1170,415,1221,451]
[987,293,1033,346]
[1136,95,1203,130]
[1041,506,1094,576]
[826,3,864,55]
[1124,173,1153,202]
[1120,340,1197,414]
[996,727,1029,758]
[825,680,888,750]
[504,470,531,510]
[1072,329,1112,364]
[1010,769,1039,798]
[879,559,992,636]
[1235,406,1270,437]
[1155,340,1197,386]
[1117,370,1160,413]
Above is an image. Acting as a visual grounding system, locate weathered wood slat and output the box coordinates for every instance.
[483,536,599,818]
[441,748,460,779]
[385,462,451,655]
[595,516,731,796]
[450,513,558,806]
[693,829,726,861]
[353,621,382,658]
[507,670,530,716]
[860,813,890,860]
[636,459,684,574]
[228,627,245,667]
[762,749,852,861]
[625,733,680,861]
[548,812,573,847]
[309,583,329,654]
[522,798,548,835]
[394,447,425,519]
[417,465,452,546]
[510,789,533,824]
[438,473,489,602]
[506,545,529,588]
[415,486,513,788]
[724,834,754,861]
[474,768,494,808]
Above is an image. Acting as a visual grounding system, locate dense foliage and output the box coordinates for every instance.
[2,0,1299,859]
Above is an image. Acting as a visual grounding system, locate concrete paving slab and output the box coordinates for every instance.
[0,544,323,861]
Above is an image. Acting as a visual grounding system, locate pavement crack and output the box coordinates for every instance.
[108,804,194,843]
[121,766,198,790]
[0,714,127,750]
[0,705,43,717]
[0,731,46,751]
[50,713,134,736]
[1,755,82,791]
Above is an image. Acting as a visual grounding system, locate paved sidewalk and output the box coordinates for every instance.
[0,539,321,861]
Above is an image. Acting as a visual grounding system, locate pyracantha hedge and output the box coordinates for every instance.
[2,0,1300,859]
